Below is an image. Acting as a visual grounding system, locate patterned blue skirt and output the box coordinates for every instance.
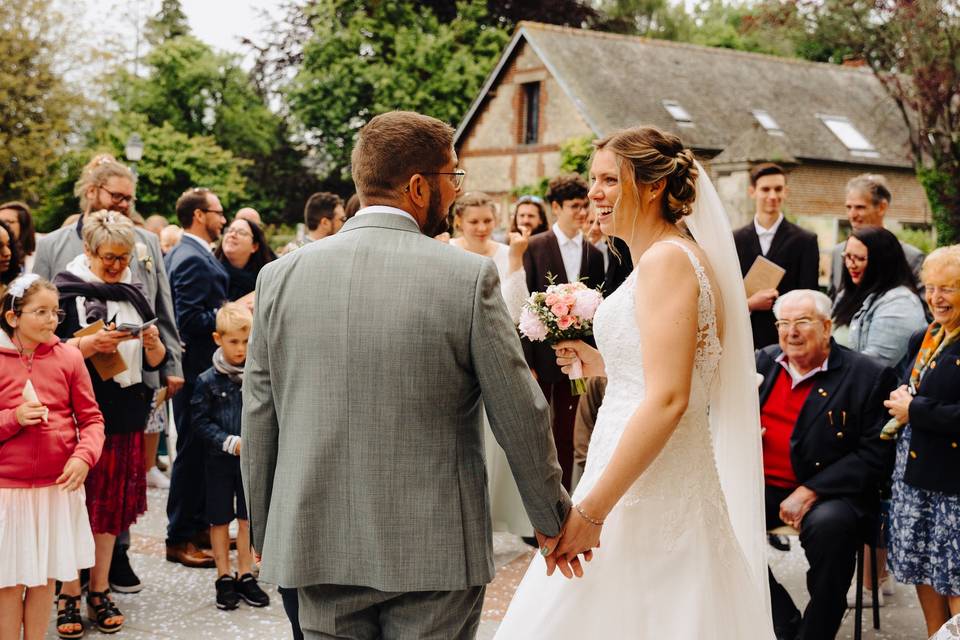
[888,425,960,595]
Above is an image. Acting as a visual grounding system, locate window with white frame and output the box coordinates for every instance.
[752,109,783,135]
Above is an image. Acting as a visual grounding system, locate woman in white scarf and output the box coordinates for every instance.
[52,211,166,635]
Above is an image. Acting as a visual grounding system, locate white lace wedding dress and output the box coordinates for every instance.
[495,240,773,638]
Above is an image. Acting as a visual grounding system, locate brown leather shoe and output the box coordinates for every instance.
[165,542,216,568]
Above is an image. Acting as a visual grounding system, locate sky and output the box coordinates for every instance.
[178,0,287,56]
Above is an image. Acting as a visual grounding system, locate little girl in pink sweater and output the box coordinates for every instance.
[0,274,104,640]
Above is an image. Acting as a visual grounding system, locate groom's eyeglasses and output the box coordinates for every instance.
[421,169,466,190]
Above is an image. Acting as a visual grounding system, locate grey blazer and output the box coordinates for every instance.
[32,222,183,386]
[241,212,569,592]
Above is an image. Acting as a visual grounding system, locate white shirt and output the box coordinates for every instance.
[774,352,829,389]
[181,232,213,253]
[594,239,610,271]
[754,213,784,256]
[552,223,584,284]
[355,205,419,228]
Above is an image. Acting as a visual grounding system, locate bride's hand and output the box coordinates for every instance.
[553,505,601,574]
[553,340,605,378]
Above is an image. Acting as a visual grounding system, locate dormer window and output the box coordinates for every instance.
[662,100,693,127]
[818,115,878,157]
[752,109,783,136]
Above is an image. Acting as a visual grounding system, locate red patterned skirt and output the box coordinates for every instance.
[84,432,147,536]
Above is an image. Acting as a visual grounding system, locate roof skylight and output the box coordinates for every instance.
[752,109,783,135]
[818,115,879,157]
[662,100,693,126]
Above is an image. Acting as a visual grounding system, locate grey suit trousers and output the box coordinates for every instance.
[298,584,485,640]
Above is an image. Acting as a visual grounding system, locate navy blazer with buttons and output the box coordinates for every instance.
[900,329,960,494]
[757,340,898,517]
[164,234,229,380]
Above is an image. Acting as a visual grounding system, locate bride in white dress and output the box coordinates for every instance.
[496,127,774,638]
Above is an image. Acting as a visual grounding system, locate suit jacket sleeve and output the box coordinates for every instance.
[145,234,183,379]
[470,260,570,535]
[522,246,538,368]
[170,254,222,341]
[797,231,821,291]
[240,268,279,553]
[804,366,898,496]
[31,235,54,279]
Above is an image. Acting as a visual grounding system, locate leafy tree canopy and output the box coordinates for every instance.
[145,0,191,45]
[285,0,510,180]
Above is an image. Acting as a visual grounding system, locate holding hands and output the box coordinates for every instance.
[540,505,602,579]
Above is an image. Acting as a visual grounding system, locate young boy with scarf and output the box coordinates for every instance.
[192,303,269,610]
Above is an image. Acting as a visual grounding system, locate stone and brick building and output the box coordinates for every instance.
[454,21,932,249]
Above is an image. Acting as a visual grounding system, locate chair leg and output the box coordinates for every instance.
[869,543,880,630]
[854,545,864,640]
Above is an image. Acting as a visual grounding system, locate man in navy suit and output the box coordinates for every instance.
[164,187,229,567]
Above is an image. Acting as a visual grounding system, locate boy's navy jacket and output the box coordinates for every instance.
[192,366,242,456]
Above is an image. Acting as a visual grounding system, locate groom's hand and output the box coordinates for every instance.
[535,530,560,576]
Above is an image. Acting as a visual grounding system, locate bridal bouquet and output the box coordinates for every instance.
[518,280,603,395]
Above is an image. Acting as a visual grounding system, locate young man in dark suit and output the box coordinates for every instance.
[523,174,605,489]
[733,163,821,350]
[164,187,229,567]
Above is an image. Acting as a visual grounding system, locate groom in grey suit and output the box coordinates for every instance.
[242,111,571,639]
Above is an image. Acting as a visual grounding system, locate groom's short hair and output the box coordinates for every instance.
[351,111,454,203]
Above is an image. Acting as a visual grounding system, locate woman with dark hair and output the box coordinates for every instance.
[214,218,275,301]
[833,226,927,367]
[0,202,36,272]
[0,220,21,298]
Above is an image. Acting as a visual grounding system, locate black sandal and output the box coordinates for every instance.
[56,593,84,639]
[86,589,124,634]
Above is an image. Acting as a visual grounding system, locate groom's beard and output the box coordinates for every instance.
[422,186,450,237]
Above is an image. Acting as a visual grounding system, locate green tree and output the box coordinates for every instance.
[285,0,510,181]
[117,34,317,223]
[0,0,82,203]
[34,113,248,231]
[144,0,190,45]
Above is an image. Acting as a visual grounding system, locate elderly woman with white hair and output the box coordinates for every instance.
[756,288,897,640]
[885,245,960,637]
[51,211,168,636]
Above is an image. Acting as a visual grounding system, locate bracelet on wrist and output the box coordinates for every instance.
[574,503,604,526]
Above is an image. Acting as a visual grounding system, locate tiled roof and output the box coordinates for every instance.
[457,22,913,169]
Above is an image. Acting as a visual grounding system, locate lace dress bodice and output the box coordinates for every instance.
[574,240,728,544]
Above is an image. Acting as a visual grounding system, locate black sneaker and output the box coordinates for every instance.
[109,546,143,593]
[215,575,240,610]
[236,573,270,607]
[767,533,791,552]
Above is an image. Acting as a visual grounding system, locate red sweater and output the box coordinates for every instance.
[761,367,814,489]
[0,334,105,488]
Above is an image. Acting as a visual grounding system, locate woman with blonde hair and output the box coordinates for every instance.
[496,126,772,637]
[52,212,168,636]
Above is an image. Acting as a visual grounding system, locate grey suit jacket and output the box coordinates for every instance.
[32,222,183,386]
[241,212,569,592]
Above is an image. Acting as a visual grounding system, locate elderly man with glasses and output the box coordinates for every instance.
[756,289,898,640]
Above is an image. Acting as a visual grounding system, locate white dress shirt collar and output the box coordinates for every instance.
[355,205,419,228]
[181,232,213,253]
[754,213,784,256]
[775,351,829,389]
[552,223,584,284]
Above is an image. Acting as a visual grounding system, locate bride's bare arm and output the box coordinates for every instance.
[556,242,699,556]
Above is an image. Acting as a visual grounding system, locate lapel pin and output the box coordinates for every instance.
[818,388,828,397]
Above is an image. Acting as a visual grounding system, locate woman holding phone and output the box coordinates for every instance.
[51,211,167,635]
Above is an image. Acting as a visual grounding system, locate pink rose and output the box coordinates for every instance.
[557,315,576,330]
[519,308,549,341]
[571,289,603,320]
[544,293,560,306]
[550,303,569,317]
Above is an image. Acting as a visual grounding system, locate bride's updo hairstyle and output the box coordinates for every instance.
[594,126,699,224]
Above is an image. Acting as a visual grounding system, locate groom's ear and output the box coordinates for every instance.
[407,174,429,207]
